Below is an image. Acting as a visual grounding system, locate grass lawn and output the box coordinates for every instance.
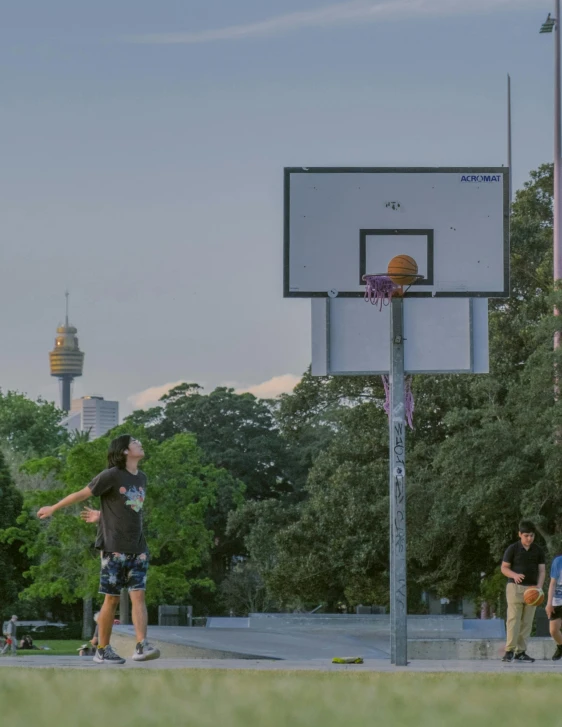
[3,670,562,727]
[14,640,85,656]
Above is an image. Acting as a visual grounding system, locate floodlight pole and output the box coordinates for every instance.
[544,2,562,344]
[555,0,562,348]
[507,73,512,204]
[389,297,407,666]
[553,0,562,348]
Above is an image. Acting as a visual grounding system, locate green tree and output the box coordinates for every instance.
[0,441,107,628]
[0,449,27,617]
[126,384,301,599]
[0,390,67,457]
[1,426,242,619]
[268,402,391,610]
[276,369,373,490]
[142,433,244,605]
[128,384,294,501]
[227,498,299,583]
[219,561,274,616]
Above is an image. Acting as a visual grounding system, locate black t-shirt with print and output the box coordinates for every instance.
[88,467,147,554]
[502,541,545,585]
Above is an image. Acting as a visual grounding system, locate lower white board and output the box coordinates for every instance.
[311,297,489,375]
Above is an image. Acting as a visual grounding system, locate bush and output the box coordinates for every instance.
[219,562,273,616]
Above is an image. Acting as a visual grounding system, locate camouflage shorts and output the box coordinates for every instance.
[99,552,149,596]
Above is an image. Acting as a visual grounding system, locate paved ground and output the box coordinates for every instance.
[108,631,260,660]
[1,655,562,672]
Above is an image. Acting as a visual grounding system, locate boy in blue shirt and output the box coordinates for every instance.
[546,554,562,661]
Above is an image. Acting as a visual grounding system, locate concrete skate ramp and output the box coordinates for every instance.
[116,615,504,661]
[116,623,389,660]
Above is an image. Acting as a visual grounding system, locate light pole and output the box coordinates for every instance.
[541,6,562,348]
[508,73,512,204]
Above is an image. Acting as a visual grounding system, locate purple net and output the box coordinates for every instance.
[363,275,400,311]
[382,375,414,430]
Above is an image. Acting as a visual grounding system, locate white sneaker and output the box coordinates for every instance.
[132,640,160,662]
[93,645,126,664]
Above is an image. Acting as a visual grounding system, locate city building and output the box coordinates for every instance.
[49,293,84,412]
[63,396,119,440]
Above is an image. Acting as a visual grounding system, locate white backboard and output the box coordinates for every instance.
[311,297,489,375]
[284,168,509,299]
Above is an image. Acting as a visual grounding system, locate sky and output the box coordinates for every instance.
[0,0,554,416]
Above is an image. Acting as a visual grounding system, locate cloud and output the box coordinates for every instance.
[127,374,300,411]
[236,374,301,399]
[128,380,186,410]
[126,0,540,45]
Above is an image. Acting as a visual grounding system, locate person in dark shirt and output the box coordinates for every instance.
[500,520,545,663]
[19,635,32,649]
[37,434,160,665]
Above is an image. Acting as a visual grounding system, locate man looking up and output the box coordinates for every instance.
[37,434,160,665]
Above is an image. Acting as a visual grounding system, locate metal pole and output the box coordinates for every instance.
[507,74,512,204]
[389,423,395,664]
[553,0,562,349]
[389,297,407,666]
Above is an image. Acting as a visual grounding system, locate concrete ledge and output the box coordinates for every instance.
[408,637,557,660]
[463,619,505,638]
[207,618,250,629]
[248,614,465,633]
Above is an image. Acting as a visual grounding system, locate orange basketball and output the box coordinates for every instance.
[387,255,419,285]
[523,587,544,606]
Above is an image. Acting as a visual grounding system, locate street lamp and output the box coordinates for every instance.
[541,3,562,349]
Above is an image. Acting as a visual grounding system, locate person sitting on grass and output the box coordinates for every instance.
[78,611,100,656]
[78,643,96,656]
[19,634,35,650]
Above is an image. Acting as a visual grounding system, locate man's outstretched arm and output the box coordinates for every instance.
[37,486,92,519]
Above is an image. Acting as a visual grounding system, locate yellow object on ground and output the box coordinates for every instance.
[332,656,364,664]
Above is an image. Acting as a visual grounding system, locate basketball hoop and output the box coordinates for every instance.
[363,275,399,310]
[362,272,424,310]
[363,254,423,310]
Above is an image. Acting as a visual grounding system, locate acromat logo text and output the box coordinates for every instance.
[460,174,502,183]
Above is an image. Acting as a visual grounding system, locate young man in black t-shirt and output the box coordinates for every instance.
[500,520,546,663]
[37,434,160,665]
